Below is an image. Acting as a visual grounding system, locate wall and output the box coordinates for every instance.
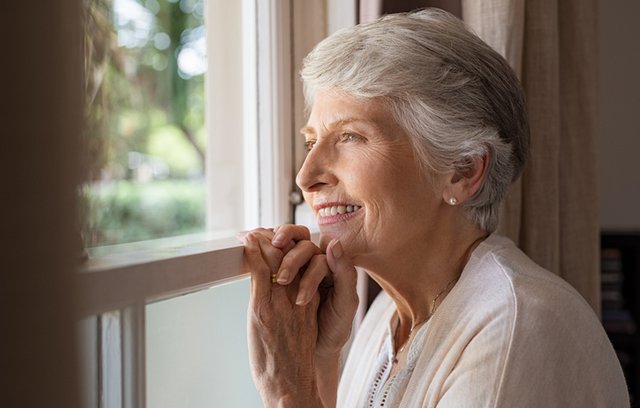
[1,1,82,407]
[598,0,640,230]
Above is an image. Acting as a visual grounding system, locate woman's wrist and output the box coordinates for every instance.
[259,371,325,408]
[274,392,325,408]
[315,352,340,408]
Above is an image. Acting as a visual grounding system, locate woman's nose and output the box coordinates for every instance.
[295,144,336,193]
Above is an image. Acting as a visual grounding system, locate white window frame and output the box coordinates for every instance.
[77,1,358,406]
[79,236,246,407]
[78,1,299,406]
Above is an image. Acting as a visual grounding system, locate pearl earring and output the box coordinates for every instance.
[448,197,458,206]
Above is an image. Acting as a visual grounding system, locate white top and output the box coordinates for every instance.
[338,234,629,407]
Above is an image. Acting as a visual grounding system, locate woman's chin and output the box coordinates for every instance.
[318,232,335,252]
[319,229,361,258]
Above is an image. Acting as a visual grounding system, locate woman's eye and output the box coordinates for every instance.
[305,140,316,152]
[340,133,361,143]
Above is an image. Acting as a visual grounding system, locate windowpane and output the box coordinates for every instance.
[82,0,207,247]
[145,280,261,407]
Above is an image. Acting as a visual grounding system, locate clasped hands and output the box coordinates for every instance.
[242,225,359,407]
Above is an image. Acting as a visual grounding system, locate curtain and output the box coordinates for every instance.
[462,0,600,314]
[361,0,601,313]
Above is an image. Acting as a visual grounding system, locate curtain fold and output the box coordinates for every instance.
[462,0,600,313]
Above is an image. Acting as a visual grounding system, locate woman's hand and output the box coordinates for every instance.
[269,225,359,408]
[243,225,359,407]
[244,231,324,407]
[271,225,359,358]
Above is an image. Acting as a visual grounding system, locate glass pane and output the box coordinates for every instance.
[82,0,206,246]
[146,279,262,407]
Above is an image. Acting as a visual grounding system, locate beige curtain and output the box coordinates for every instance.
[462,0,600,313]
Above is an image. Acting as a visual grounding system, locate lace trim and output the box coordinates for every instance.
[366,319,431,406]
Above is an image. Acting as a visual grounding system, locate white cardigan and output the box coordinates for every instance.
[338,234,629,407]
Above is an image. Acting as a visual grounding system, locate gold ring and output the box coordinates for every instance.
[271,273,277,284]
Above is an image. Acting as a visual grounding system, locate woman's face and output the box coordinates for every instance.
[296,90,446,265]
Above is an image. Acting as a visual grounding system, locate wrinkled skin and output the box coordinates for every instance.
[243,225,358,407]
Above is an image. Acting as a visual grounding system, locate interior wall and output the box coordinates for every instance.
[1,1,81,407]
[598,0,640,231]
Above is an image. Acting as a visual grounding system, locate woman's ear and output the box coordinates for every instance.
[443,153,490,205]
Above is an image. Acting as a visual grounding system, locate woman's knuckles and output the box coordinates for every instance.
[272,224,310,247]
[251,227,275,239]
[248,262,271,279]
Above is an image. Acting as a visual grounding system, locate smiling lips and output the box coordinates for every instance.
[315,203,362,225]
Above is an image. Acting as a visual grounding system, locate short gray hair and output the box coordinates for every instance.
[301,9,529,232]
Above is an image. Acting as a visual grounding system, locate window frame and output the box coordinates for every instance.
[76,0,308,317]
[78,0,299,405]
[79,235,245,407]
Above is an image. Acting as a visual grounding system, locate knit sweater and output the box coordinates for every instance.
[338,234,629,407]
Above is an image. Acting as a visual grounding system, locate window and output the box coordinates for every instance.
[82,0,208,247]
[79,1,356,406]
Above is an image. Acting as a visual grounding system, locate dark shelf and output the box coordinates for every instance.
[601,232,640,405]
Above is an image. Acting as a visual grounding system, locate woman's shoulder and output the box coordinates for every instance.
[440,233,611,366]
[453,234,628,407]
[462,233,593,316]
[416,234,628,407]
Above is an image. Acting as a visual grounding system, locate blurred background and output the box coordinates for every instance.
[82,0,207,247]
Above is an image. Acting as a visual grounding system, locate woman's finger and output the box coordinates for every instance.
[326,239,359,308]
[243,233,272,301]
[237,227,275,243]
[272,224,311,249]
[292,240,358,308]
[252,232,284,275]
[295,254,330,305]
[237,227,276,246]
[253,227,276,240]
[276,240,322,284]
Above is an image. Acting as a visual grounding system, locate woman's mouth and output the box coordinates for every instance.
[316,204,362,225]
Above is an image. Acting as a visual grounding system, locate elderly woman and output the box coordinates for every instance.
[242,9,628,407]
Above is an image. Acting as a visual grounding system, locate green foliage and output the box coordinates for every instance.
[147,124,202,176]
[82,180,206,247]
[81,0,208,247]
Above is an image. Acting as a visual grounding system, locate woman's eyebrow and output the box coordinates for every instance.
[300,126,315,135]
[300,118,381,135]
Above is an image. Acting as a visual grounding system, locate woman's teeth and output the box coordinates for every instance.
[318,205,361,217]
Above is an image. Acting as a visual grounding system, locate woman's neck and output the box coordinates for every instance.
[362,224,488,350]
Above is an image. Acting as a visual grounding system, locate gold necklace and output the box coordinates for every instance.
[424,275,459,323]
[393,234,487,363]
[394,274,461,361]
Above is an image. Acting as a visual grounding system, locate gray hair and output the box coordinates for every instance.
[300,9,529,232]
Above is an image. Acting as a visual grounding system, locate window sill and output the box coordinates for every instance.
[77,232,245,318]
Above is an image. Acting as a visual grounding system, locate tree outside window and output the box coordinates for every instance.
[82,0,207,247]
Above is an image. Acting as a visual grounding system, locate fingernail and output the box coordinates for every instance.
[331,240,343,258]
[296,291,307,305]
[272,233,285,247]
[277,269,289,284]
